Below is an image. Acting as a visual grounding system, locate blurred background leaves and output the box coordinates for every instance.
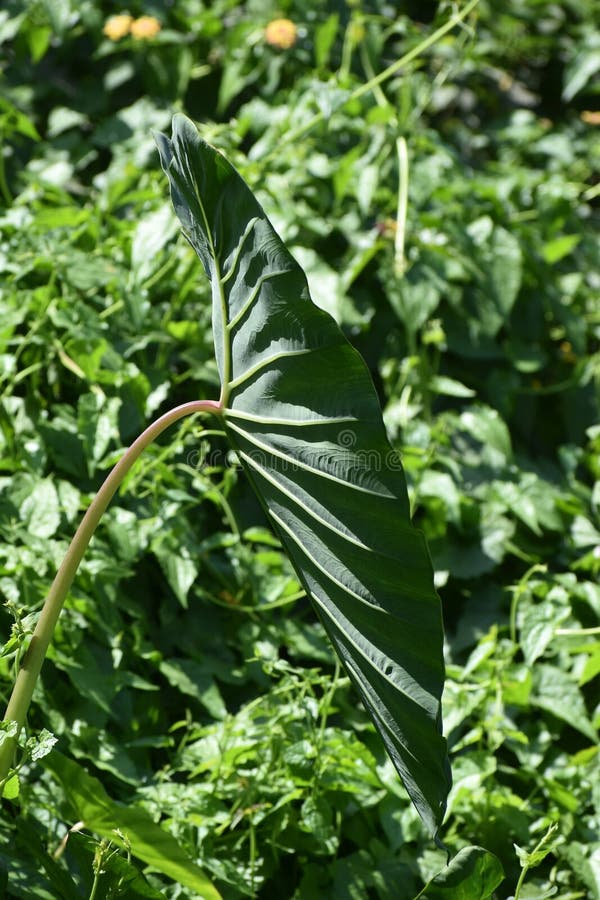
[0,0,599,897]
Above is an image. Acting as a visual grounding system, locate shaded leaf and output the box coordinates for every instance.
[0,814,81,900]
[43,752,222,900]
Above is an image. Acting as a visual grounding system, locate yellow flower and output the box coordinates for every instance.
[130,15,161,39]
[348,21,365,45]
[559,341,577,364]
[103,14,133,41]
[264,18,297,50]
[581,110,600,126]
[376,218,397,237]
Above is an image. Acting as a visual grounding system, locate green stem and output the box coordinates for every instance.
[359,40,389,109]
[509,563,547,645]
[394,136,408,276]
[0,399,222,784]
[88,867,101,900]
[0,136,12,206]
[280,0,480,149]
[555,625,600,636]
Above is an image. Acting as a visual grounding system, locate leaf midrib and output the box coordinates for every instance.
[190,178,230,406]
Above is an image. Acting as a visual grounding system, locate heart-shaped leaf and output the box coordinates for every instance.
[156,114,451,837]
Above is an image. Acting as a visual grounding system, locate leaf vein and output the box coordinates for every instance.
[238,448,371,551]
[225,420,392,497]
[226,268,290,333]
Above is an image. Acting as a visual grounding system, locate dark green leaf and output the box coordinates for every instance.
[43,751,222,899]
[0,814,81,900]
[156,114,450,837]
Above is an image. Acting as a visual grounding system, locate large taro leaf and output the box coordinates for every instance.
[156,114,451,838]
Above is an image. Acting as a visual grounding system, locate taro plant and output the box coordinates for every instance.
[0,114,502,895]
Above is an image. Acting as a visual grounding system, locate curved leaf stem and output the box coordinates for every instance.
[0,399,222,785]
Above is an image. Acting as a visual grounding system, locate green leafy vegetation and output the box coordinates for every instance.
[1,1,599,898]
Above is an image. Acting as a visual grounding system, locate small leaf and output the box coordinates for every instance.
[429,375,476,398]
[514,823,560,870]
[159,657,227,719]
[459,406,512,465]
[26,728,57,762]
[563,35,600,101]
[131,204,177,282]
[542,234,581,264]
[416,845,504,899]
[517,595,569,666]
[1,773,19,800]
[77,394,121,474]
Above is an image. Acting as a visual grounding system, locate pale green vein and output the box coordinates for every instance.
[224,409,358,427]
[270,510,434,708]
[267,508,382,611]
[225,420,395,498]
[179,163,231,397]
[221,216,260,286]
[238,447,371,552]
[343,654,434,756]
[241,449,416,569]
[226,269,290,333]
[228,348,314,391]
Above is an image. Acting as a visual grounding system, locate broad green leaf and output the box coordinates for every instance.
[415,846,504,899]
[156,114,450,837]
[465,217,522,337]
[517,591,569,666]
[131,204,178,282]
[43,752,222,900]
[532,664,598,742]
[459,406,512,465]
[19,478,60,539]
[387,268,441,333]
[77,394,121,475]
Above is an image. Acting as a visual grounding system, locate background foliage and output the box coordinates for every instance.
[1,0,599,897]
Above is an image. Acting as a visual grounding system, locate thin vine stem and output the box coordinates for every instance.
[0,399,222,784]
[278,0,480,150]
